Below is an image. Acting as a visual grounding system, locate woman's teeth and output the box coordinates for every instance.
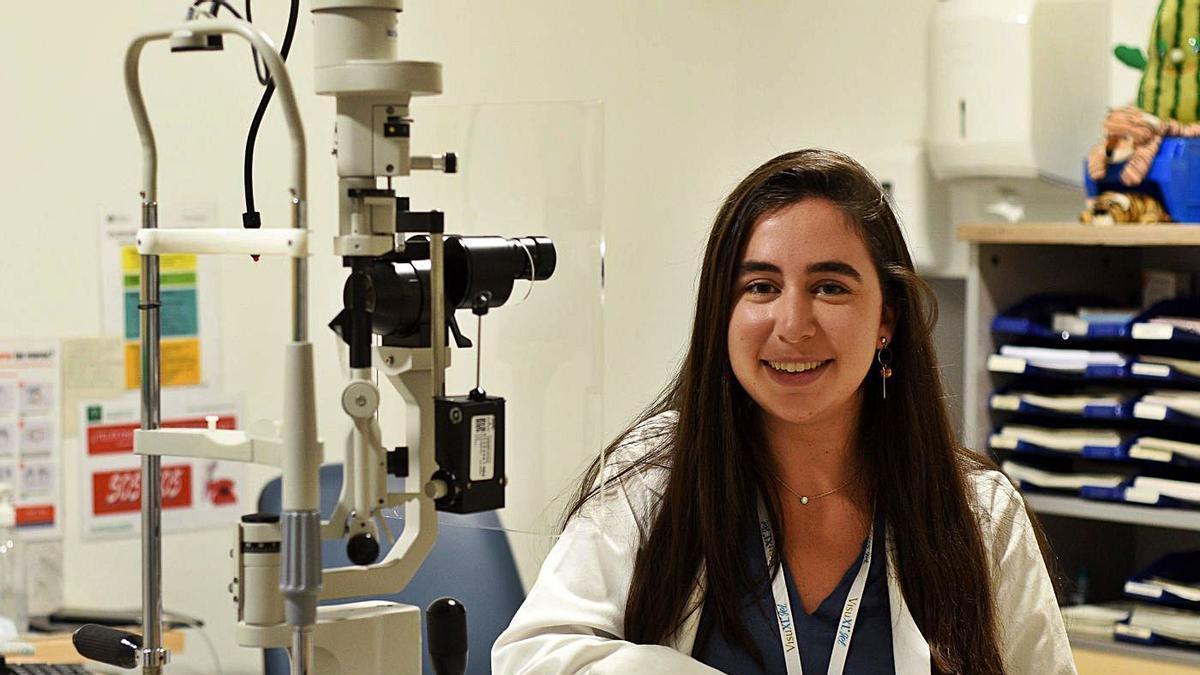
[766,360,827,373]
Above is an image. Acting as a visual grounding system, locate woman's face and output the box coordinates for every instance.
[726,198,893,431]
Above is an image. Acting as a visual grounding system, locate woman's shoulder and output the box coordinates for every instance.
[963,464,1022,513]
[607,410,678,467]
[960,461,1034,556]
[580,410,678,527]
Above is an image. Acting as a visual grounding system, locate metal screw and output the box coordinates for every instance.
[356,395,367,407]
[386,164,395,173]
[385,355,395,365]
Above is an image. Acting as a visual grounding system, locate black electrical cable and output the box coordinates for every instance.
[242,0,300,242]
[244,0,270,86]
[193,0,243,20]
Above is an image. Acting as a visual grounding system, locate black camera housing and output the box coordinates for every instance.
[433,394,506,513]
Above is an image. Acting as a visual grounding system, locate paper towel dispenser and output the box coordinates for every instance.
[927,0,1110,184]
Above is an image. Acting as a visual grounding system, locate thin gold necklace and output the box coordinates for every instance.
[773,472,857,505]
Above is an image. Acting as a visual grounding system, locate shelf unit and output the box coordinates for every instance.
[956,223,1200,247]
[1071,635,1200,669]
[1026,494,1200,531]
[957,222,1200,671]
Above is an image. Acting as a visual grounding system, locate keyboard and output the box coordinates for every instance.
[6,665,92,674]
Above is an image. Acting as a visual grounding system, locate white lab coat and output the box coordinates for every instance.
[493,415,1076,674]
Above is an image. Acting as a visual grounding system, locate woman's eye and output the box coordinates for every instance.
[814,282,848,296]
[746,281,778,295]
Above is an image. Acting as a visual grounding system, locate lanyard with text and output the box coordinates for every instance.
[756,495,875,675]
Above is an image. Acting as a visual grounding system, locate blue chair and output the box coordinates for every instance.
[258,464,526,674]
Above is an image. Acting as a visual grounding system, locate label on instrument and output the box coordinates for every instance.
[470,414,496,481]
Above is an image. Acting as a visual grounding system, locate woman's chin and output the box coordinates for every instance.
[758,395,861,431]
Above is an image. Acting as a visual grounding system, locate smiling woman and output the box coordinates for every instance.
[492,150,1076,675]
[728,198,892,437]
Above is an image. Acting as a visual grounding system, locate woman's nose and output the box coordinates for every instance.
[776,293,817,344]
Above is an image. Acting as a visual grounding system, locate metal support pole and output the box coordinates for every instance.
[281,192,319,675]
[139,199,168,674]
[292,626,315,674]
[291,197,308,343]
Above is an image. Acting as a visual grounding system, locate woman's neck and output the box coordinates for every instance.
[761,405,862,495]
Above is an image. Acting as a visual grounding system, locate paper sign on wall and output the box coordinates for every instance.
[79,391,244,539]
[120,246,202,388]
[99,207,221,390]
[0,341,62,539]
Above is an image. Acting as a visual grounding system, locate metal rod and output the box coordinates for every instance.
[291,625,314,675]
[475,314,482,391]
[291,198,307,342]
[139,200,165,675]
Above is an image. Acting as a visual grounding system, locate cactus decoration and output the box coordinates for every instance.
[1116,0,1200,124]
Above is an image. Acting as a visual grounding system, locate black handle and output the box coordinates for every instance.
[426,597,468,675]
[72,624,142,669]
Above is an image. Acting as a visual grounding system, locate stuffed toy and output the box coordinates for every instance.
[1087,106,1200,186]
[1092,2,1200,214]
[1079,191,1170,225]
[1087,106,1166,186]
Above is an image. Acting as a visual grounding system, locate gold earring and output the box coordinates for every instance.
[876,337,893,399]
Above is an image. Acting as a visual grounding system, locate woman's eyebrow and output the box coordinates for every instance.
[737,260,781,275]
[808,260,862,282]
[737,259,864,282]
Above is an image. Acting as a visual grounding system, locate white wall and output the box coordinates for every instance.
[0,2,942,672]
[395,0,939,429]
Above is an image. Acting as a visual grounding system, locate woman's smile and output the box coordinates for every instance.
[762,358,833,386]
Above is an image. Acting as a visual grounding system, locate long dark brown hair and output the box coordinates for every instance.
[565,149,1049,674]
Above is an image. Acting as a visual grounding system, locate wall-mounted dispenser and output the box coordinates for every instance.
[927,0,1111,184]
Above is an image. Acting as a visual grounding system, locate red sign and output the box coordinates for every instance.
[87,416,236,455]
[91,464,193,515]
[15,504,54,527]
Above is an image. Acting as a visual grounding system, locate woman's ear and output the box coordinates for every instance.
[880,304,897,343]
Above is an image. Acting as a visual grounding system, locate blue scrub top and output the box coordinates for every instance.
[692,508,894,674]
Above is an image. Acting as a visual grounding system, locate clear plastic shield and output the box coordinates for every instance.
[376,101,606,589]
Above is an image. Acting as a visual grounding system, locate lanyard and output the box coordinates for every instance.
[756,495,875,675]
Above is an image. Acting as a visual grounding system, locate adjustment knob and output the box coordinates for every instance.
[347,532,380,566]
[427,597,468,675]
